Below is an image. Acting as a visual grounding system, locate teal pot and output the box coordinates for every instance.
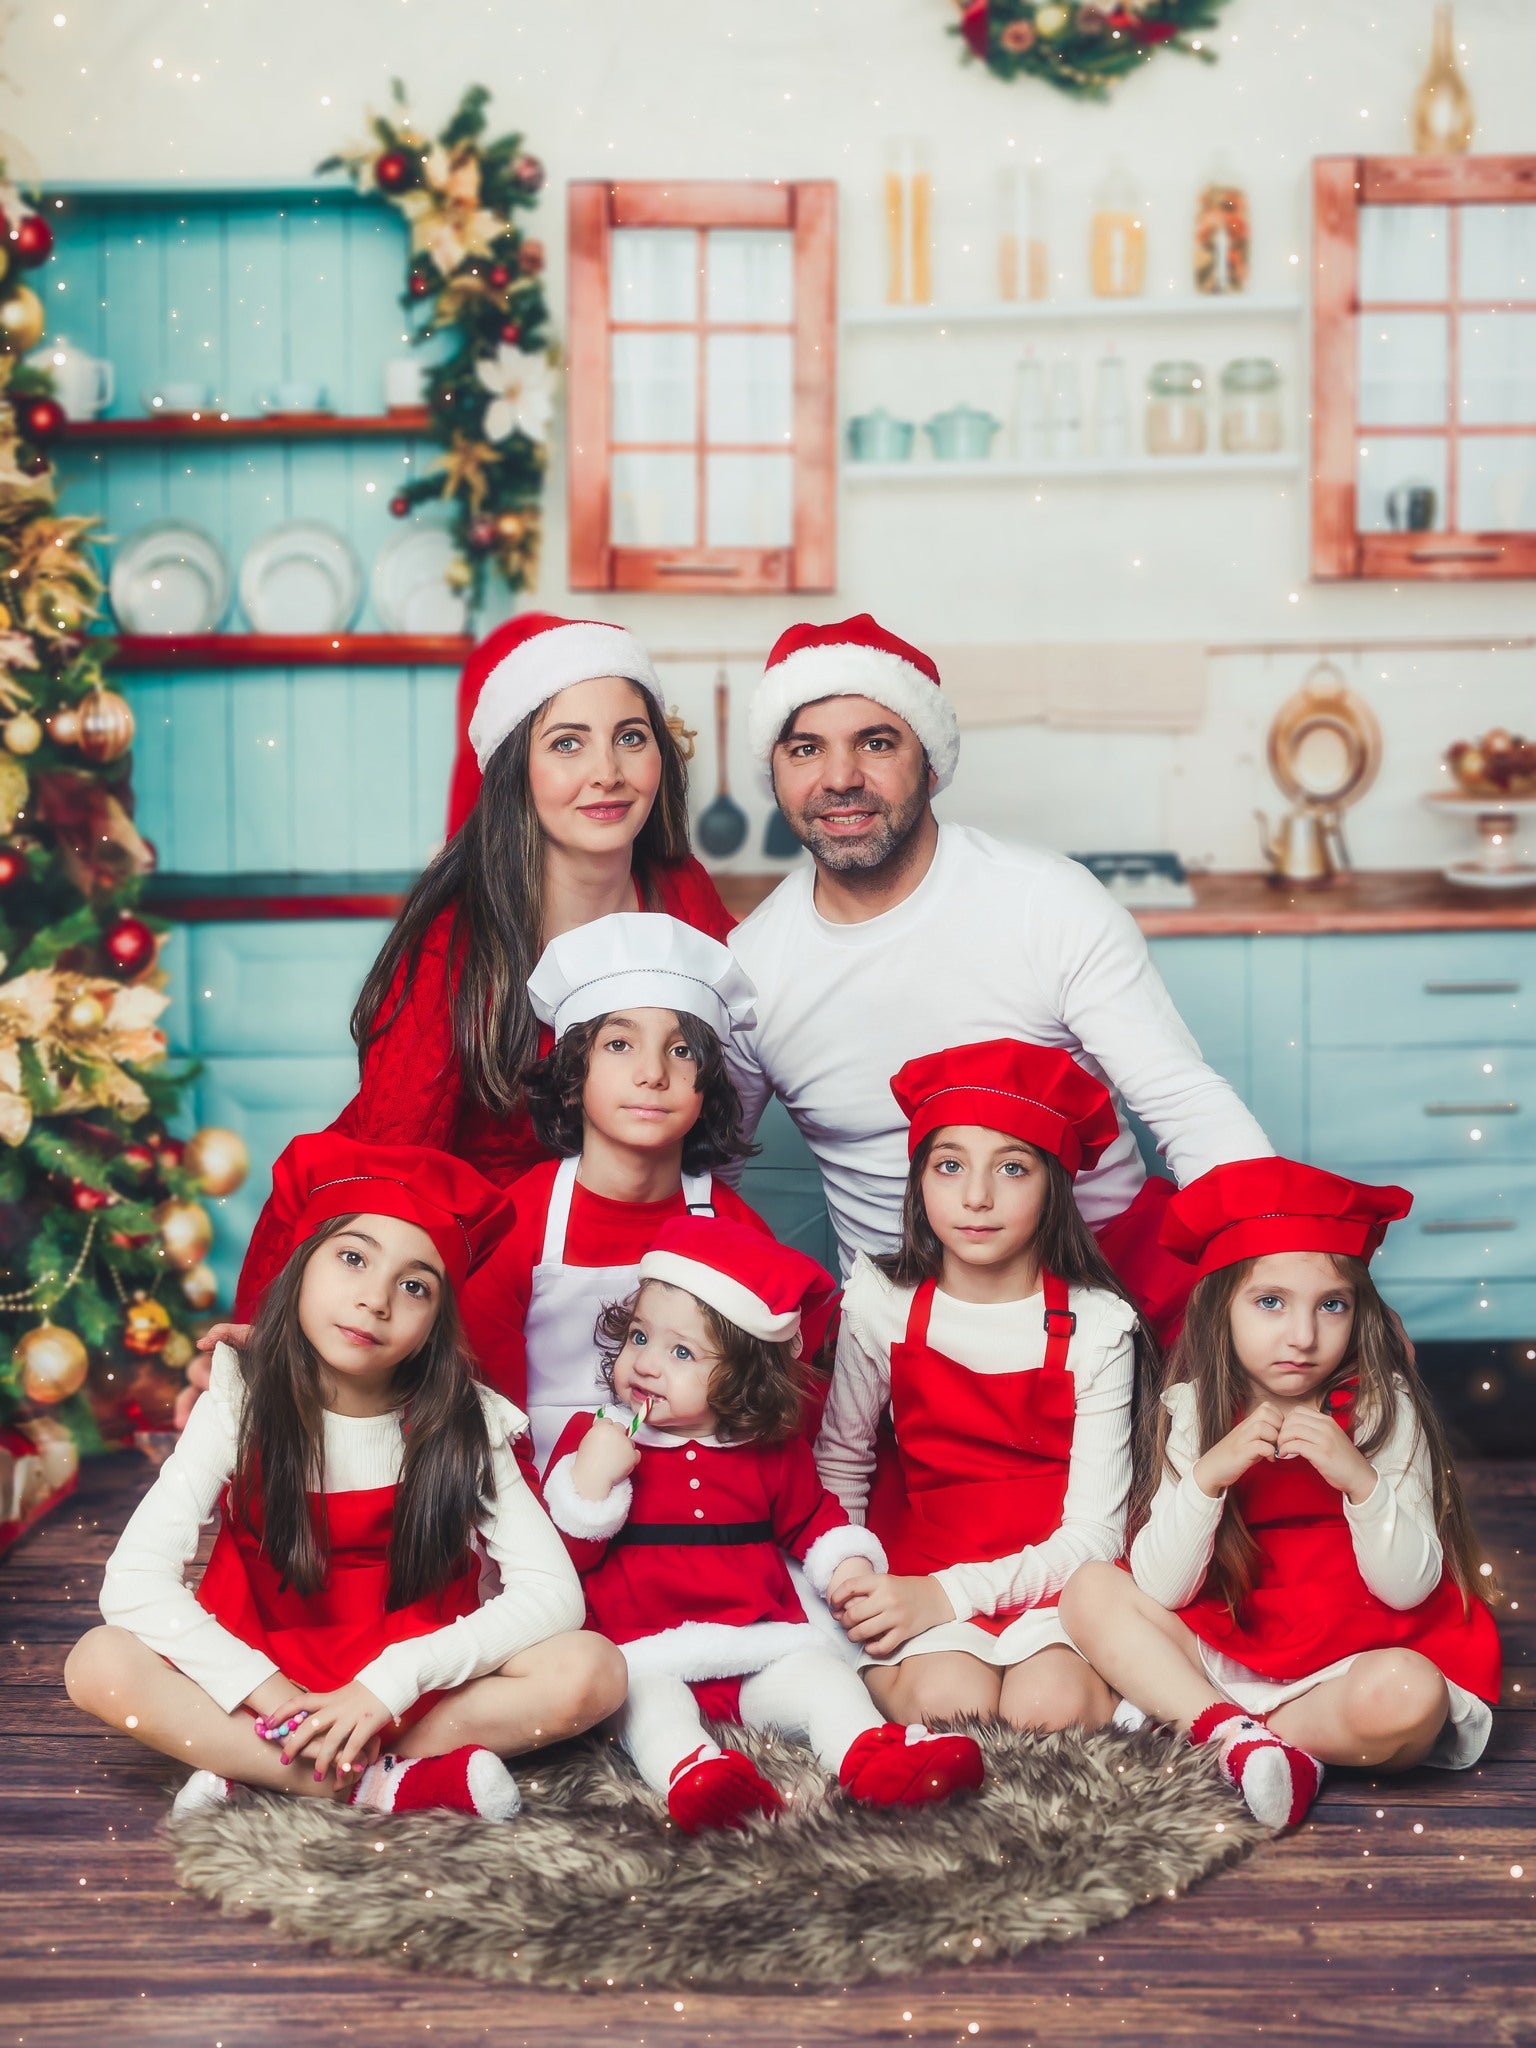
[924,404,1002,460]
[846,407,916,462]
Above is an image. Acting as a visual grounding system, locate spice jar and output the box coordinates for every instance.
[1219,357,1282,453]
[1193,155,1249,295]
[1145,360,1207,456]
[1090,161,1145,299]
[884,139,932,305]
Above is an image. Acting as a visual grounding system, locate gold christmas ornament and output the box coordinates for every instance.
[47,706,80,748]
[183,1126,250,1199]
[64,992,106,1034]
[155,1197,214,1272]
[0,755,28,828]
[161,1327,195,1371]
[75,687,136,764]
[180,1261,219,1311]
[15,1321,89,1404]
[0,285,45,355]
[3,711,42,756]
[122,1294,173,1357]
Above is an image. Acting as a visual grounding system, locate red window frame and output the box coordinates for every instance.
[1312,155,1536,580]
[567,179,836,594]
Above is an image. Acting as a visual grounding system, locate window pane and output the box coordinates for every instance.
[1357,313,1447,427]
[1355,437,1446,534]
[1459,204,1536,301]
[611,332,696,444]
[706,453,793,546]
[706,332,794,444]
[610,229,697,323]
[706,230,793,322]
[611,452,697,547]
[1358,204,1449,302]
[1458,437,1536,531]
[1459,312,1536,426]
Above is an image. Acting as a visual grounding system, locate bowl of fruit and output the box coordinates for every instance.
[1445,728,1536,799]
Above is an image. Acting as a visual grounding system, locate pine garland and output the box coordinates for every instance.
[955,0,1232,98]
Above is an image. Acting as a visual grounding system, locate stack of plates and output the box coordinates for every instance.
[239,522,362,634]
[110,524,230,634]
[371,527,468,635]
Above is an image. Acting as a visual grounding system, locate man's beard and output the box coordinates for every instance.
[788,779,931,876]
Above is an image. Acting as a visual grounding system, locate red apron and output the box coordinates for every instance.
[1178,1395,1501,1703]
[867,1271,1078,1637]
[197,1482,482,1729]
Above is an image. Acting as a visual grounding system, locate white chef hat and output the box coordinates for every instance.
[527,913,757,1043]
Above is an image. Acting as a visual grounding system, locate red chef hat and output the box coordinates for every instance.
[445,612,665,836]
[890,1038,1120,1176]
[1159,1157,1414,1282]
[269,1133,517,1292]
[747,612,960,792]
[639,1216,837,1346]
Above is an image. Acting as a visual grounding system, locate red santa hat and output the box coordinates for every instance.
[268,1132,516,1293]
[891,1038,1120,1176]
[639,1216,836,1346]
[746,613,961,793]
[446,612,664,835]
[1159,1157,1414,1283]
[527,911,757,1042]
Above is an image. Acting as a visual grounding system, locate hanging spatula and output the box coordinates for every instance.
[696,671,749,860]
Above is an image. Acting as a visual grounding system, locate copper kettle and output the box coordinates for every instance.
[1256,806,1350,886]
[1257,663,1382,888]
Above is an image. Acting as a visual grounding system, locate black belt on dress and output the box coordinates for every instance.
[613,1519,775,1547]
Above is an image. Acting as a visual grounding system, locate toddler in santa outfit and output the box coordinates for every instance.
[66,1135,618,1823]
[542,1216,986,1832]
[459,911,780,1470]
[1059,1158,1502,1830]
[816,1039,1150,1732]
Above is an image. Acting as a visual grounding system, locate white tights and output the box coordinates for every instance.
[618,1649,886,1796]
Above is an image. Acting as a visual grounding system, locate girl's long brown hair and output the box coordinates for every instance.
[1129,1253,1492,1615]
[231,1215,493,1609]
[351,685,693,1116]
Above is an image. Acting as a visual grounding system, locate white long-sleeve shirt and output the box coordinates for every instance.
[814,1253,1137,1623]
[1130,1378,1445,1614]
[98,1345,585,1720]
[726,824,1273,1274]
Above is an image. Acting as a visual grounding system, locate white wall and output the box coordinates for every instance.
[5,0,1534,869]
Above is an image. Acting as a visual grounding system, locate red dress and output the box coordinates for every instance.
[234,856,735,1317]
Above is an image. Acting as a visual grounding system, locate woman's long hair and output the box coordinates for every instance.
[1129,1253,1492,1615]
[230,1215,493,1609]
[351,685,693,1116]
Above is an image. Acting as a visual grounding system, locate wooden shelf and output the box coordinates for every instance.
[104,633,472,669]
[843,294,1304,331]
[65,410,431,443]
[145,871,419,921]
[843,453,1300,483]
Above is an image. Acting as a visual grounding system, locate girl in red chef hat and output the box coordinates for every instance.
[66,1135,623,1824]
[542,1216,985,1833]
[1060,1158,1501,1831]
[815,1039,1153,1735]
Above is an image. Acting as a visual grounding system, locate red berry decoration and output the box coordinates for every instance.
[468,518,497,551]
[70,1181,115,1212]
[389,494,410,518]
[105,915,155,974]
[513,154,545,192]
[0,846,27,887]
[374,150,415,194]
[488,264,511,290]
[518,240,545,276]
[21,397,66,442]
[120,1142,157,1179]
[156,1137,185,1171]
[12,213,54,267]
[499,322,522,346]
[408,270,433,299]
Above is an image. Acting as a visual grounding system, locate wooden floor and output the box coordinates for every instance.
[7,1457,1535,2048]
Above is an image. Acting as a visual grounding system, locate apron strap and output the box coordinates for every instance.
[540,1155,580,1265]
[682,1170,715,1217]
[903,1277,938,1350]
[1042,1268,1075,1374]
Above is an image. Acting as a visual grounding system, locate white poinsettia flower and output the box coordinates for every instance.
[475,345,555,444]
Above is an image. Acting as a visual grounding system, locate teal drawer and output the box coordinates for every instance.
[1382,1279,1536,1343]
[1368,1163,1536,1285]
[1146,936,1248,1084]
[1308,933,1531,1048]
[1312,1044,1536,1167]
[188,921,392,1057]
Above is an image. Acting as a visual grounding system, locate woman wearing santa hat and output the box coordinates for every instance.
[230,615,734,1321]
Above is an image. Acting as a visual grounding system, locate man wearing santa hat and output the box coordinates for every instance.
[727,614,1275,1340]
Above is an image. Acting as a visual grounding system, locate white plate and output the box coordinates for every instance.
[110,523,229,635]
[370,526,468,635]
[1441,861,1536,891]
[239,522,362,635]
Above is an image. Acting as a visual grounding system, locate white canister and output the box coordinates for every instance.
[384,358,427,411]
[36,342,114,420]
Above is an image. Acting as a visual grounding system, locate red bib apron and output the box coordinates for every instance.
[867,1272,1078,1637]
[1178,1395,1501,1703]
[196,1482,482,1729]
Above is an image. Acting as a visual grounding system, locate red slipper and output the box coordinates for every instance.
[352,1746,521,1821]
[666,1744,785,1833]
[839,1723,985,1807]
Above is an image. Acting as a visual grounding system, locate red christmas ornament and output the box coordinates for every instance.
[517,241,545,276]
[105,915,155,974]
[12,214,54,267]
[468,518,497,551]
[120,1142,157,1179]
[512,154,545,192]
[153,1136,186,1171]
[375,150,415,194]
[0,846,27,887]
[70,1181,116,1212]
[488,264,511,290]
[389,494,410,517]
[499,322,521,346]
[407,270,433,299]
[21,397,66,443]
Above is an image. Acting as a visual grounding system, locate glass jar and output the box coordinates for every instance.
[1090,161,1145,299]
[1145,360,1207,456]
[1193,154,1250,295]
[884,139,932,305]
[1220,357,1283,453]
[996,162,1049,303]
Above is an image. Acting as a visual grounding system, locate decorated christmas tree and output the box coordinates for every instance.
[0,167,248,1540]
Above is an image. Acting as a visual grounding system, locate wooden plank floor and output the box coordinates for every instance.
[6,1455,1534,2048]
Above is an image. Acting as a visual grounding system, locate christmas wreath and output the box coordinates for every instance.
[321,83,554,606]
[955,0,1232,97]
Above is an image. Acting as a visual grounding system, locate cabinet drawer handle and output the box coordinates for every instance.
[654,560,744,577]
[1407,545,1503,563]
[1422,980,1522,996]
[1423,1101,1519,1117]
[1420,1219,1516,1234]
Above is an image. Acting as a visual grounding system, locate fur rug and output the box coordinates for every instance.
[168,1720,1269,1990]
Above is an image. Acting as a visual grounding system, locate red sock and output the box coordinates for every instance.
[352,1746,521,1821]
[1190,1703,1322,1830]
[666,1745,784,1833]
[839,1723,985,1807]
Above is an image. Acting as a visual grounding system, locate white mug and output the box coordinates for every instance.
[384,358,426,411]
[37,342,114,420]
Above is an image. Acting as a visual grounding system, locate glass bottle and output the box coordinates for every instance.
[1145,360,1207,457]
[1411,4,1474,155]
[884,139,933,305]
[1090,161,1146,299]
[997,162,1049,302]
[1048,353,1082,462]
[1092,350,1131,460]
[1219,357,1283,454]
[1193,152,1250,295]
[1009,350,1048,463]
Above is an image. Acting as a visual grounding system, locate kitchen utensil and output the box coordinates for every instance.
[696,673,749,860]
[239,521,362,634]
[764,803,804,860]
[1387,481,1438,532]
[846,408,915,463]
[35,341,113,419]
[923,405,1002,462]
[1257,661,1383,887]
[109,522,229,635]
[370,526,469,634]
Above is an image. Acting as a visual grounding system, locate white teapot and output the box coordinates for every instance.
[33,340,114,420]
